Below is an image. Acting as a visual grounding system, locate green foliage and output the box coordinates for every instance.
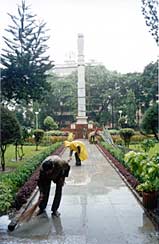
[1,106,21,146]
[42,135,67,146]
[141,0,158,44]
[44,116,58,130]
[101,142,125,164]
[40,74,77,128]
[124,151,147,180]
[141,62,158,112]
[124,151,159,192]
[0,106,21,171]
[141,103,158,140]
[109,129,120,135]
[111,135,123,145]
[4,145,46,168]
[9,59,156,129]
[141,139,156,152]
[130,134,148,143]
[1,0,53,103]
[0,182,13,214]
[21,127,30,141]
[41,130,68,146]
[136,180,159,192]
[112,132,153,145]
[46,130,69,136]
[119,128,135,147]
[118,116,127,128]
[33,129,44,150]
[125,90,136,127]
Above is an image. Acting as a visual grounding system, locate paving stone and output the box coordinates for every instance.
[0,140,158,244]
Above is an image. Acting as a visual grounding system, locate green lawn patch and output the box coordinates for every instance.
[4,145,48,169]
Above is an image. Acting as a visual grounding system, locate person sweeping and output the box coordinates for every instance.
[37,155,70,216]
[64,140,88,166]
[8,155,70,231]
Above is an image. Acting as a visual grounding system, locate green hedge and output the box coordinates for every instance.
[100,142,125,164]
[0,142,62,215]
[46,130,69,136]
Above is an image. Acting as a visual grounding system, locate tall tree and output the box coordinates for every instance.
[141,0,158,44]
[1,0,54,104]
[124,90,137,128]
[141,61,158,109]
[141,103,158,140]
[44,116,58,130]
[0,106,21,171]
[39,73,77,128]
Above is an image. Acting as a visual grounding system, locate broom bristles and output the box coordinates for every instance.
[19,200,40,222]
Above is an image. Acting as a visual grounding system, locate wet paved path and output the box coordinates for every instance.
[0,140,159,243]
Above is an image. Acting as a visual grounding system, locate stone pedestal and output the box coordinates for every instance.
[76,116,88,125]
[62,122,96,139]
[74,123,88,139]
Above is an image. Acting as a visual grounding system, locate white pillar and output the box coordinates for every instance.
[76,33,87,124]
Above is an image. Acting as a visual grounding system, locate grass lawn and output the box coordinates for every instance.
[4,144,48,169]
[129,143,159,157]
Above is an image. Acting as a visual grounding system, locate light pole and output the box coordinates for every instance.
[35,111,39,129]
[119,110,122,118]
[60,101,63,127]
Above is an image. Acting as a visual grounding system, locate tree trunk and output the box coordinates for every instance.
[152,128,159,141]
[36,143,38,151]
[1,145,6,171]
[15,142,18,161]
[18,144,24,160]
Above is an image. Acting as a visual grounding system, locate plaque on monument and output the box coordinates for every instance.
[71,123,76,129]
[88,123,93,129]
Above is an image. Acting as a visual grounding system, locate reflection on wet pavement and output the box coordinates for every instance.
[0,140,158,243]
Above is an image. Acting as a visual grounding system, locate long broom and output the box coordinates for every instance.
[8,198,40,232]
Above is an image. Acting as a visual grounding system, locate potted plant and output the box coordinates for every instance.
[137,154,159,210]
[136,180,159,210]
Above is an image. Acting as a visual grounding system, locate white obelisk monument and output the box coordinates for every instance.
[76,33,88,124]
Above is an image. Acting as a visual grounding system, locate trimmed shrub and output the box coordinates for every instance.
[46,130,69,136]
[119,128,135,147]
[100,142,125,164]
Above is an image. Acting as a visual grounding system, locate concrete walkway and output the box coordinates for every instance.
[0,140,159,243]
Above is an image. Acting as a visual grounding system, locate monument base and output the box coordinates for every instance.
[76,116,88,125]
[62,122,96,139]
[74,123,88,139]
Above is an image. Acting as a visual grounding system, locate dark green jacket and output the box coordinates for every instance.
[38,155,70,191]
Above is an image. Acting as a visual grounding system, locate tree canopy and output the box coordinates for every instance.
[0,105,21,171]
[1,0,54,104]
[44,116,58,130]
[141,0,158,44]
[141,103,158,140]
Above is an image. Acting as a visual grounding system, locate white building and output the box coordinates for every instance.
[53,59,103,77]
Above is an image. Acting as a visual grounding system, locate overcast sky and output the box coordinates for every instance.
[0,0,157,74]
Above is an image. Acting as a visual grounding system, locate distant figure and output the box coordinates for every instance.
[89,128,98,144]
[64,140,88,166]
[82,127,87,139]
[37,155,70,217]
[67,132,74,142]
